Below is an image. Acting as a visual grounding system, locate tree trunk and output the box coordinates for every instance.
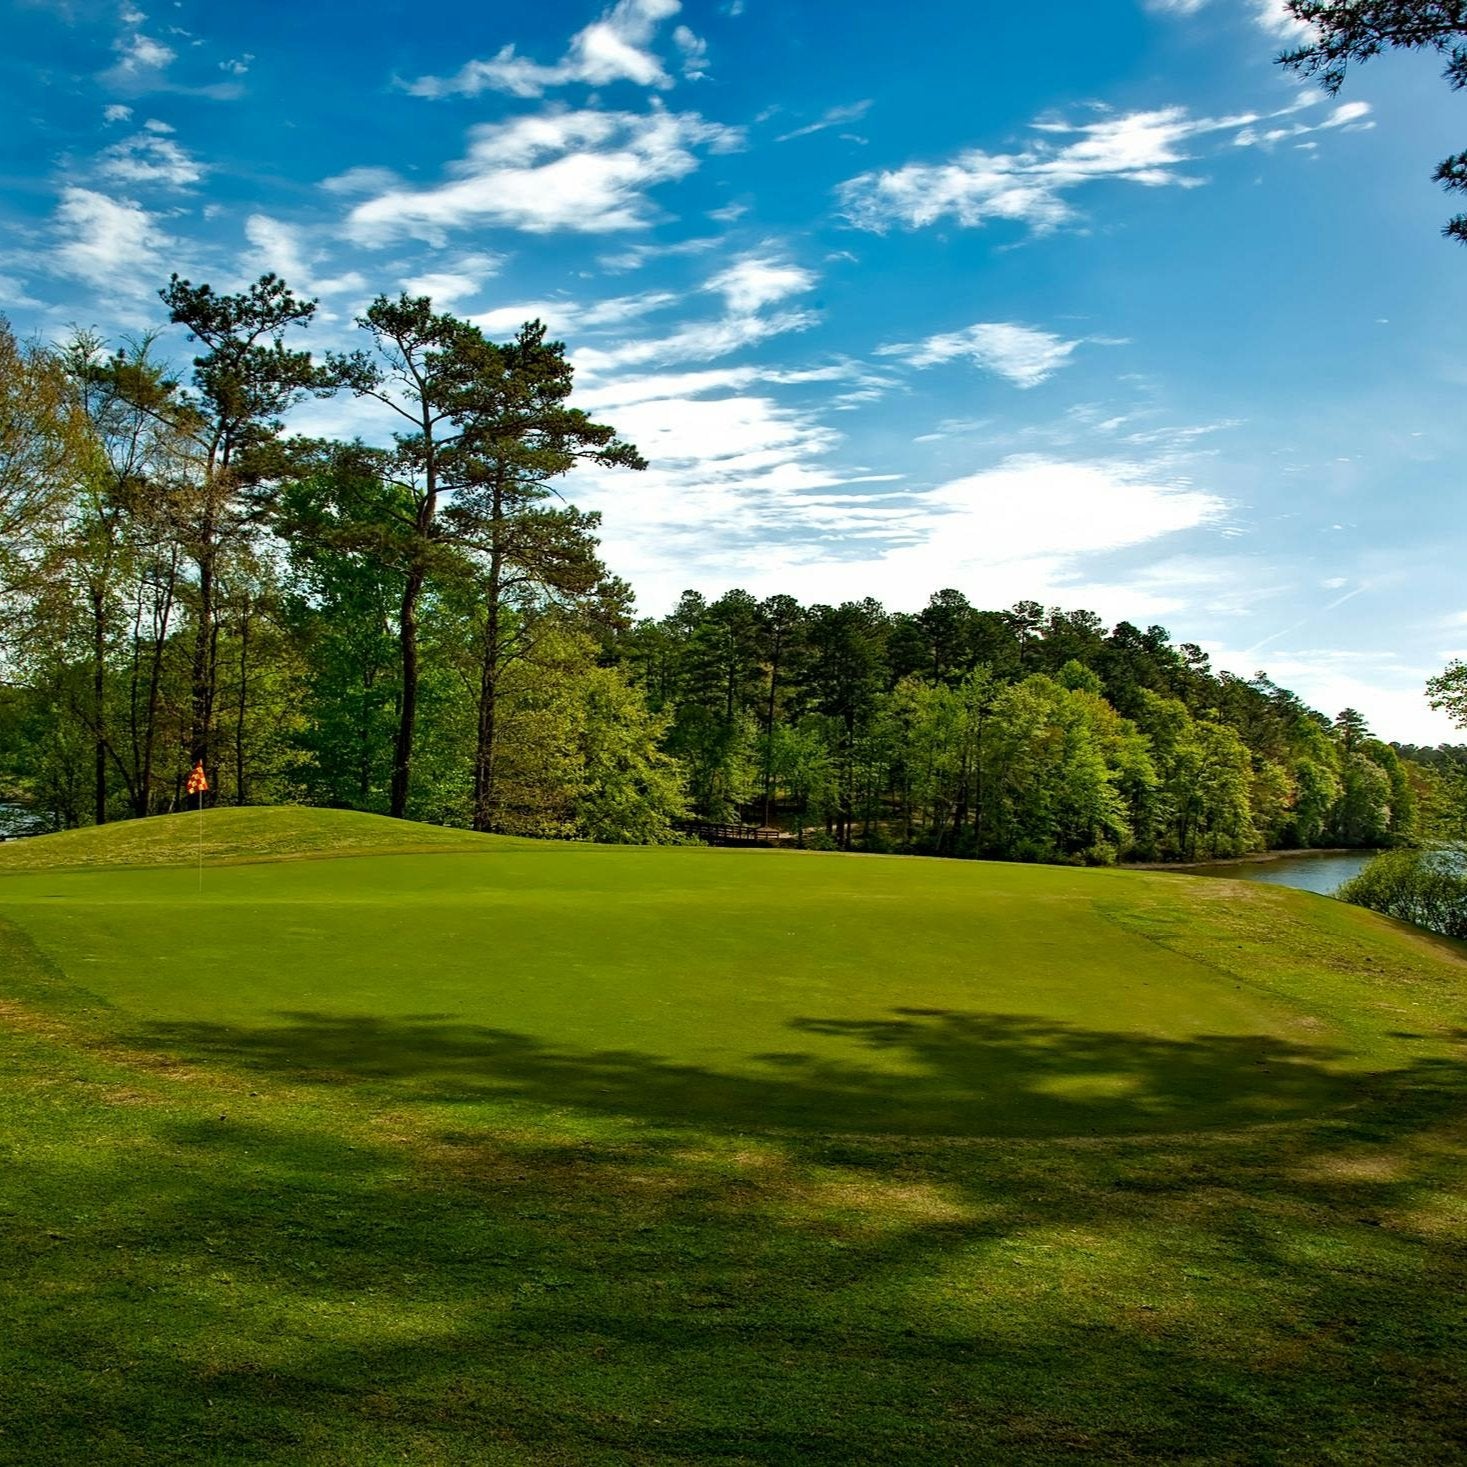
[762,639,780,826]
[390,566,423,820]
[950,752,969,852]
[91,589,108,825]
[471,636,499,834]
[190,511,216,781]
[135,558,176,818]
[234,600,250,806]
[358,666,376,805]
[471,489,506,834]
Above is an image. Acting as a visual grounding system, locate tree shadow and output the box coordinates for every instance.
[125,1004,1363,1139]
[7,1009,1467,1463]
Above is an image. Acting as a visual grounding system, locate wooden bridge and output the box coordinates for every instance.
[679,822,801,848]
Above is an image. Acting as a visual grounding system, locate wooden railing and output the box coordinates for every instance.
[678,822,800,848]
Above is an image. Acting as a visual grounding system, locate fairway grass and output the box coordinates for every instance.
[2,809,1466,1463]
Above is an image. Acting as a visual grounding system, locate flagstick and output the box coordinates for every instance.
[197,785,203,893]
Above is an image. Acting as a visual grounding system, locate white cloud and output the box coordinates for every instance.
[50,187,171,295]
[469,288,675,336]
[568,381,878,605]
[400,253,505,309]
[1233,98,1372,148]
[242,214,365,296]
[405,0,697,98]
[673,25,708,80]
[97,129,205,188]
[344,109,741,244]
[0,274,42,309]
[581,445,1226,615]
[103,103,133,124]
[111,30,175,76]
[881,455,1222,574]
[571,308,817,375]
[775,100,873,144]
[575,366,764,409]
[879,321,1086,388]
[839,95,1353,234]
[596,234,720,271]
[219,54,253,76]
[705,254,816,314]
[566,254,818,374]
[321,166,402,197]
[1142,0,1315,36]
[1206,646,1454,743]
[1252,0,1315,40]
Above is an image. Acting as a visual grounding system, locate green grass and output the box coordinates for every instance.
[2,807,1466,1463]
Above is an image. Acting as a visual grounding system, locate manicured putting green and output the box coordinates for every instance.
[0,808,1451,1139]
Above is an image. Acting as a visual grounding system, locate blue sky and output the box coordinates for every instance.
[4,0,1464,740]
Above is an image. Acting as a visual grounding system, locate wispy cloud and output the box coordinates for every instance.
[404,0,699,98]
[0,274,43,310]
[672,24,708,80]
[567,253,818,375]
[105,27,175,83]
[1143,0,1316,36]
[839,94,1356,234]
[1251,0,1315,40]
[705,254,816,314]
[341,109,742,244]
[469,289,677,336]
[1233,100,1372,149]
[400,253,506,310]
[96,126,205,189]
[878,320,1089,388]
[570,308,818,376]
[775,100,872,143]
[577,440,1225,617]
[242,214,365,297]
[50,186,172,295]
[596,235,721,272]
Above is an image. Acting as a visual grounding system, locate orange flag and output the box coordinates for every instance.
[185,761,209,796]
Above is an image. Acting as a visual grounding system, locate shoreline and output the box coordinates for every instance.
[1124,847,1375,872]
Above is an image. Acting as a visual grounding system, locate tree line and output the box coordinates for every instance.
[625,588,1456,861]
[0,277,1458,862]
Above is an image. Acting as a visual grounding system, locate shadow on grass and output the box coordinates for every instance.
[124,1006,1364,1139]
[5,1011,1467,1463]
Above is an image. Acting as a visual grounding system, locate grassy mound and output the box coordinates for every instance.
[2,809,1466,1463]
[0,804,502,872]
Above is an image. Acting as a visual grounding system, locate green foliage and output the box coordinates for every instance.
[575,668,687,844]
[1333,750,1394,846]
[469,628,684,843]
[1340,847,1467,938]
[1429,660,1467,727]
[0,291,1442,870]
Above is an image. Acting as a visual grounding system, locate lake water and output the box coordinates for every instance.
[0,803,45,840]
[1176,849,1378,896]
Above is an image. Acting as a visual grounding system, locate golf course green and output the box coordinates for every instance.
[3,808,1466,1463]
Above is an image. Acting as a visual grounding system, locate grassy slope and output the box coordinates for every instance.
[0,804,506,872]
[2,809,1466,1464]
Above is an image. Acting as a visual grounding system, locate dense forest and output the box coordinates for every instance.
[1,280,1460,863]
